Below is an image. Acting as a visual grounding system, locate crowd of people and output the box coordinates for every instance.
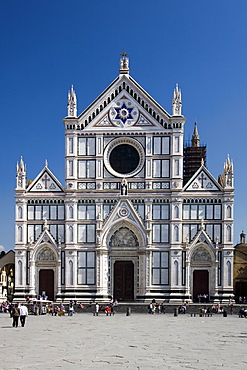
[2,296,247,321]
[94,298,118,316]
[148,299,167,314]
[197,294,209,303]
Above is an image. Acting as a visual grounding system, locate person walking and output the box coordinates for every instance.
[20,303,28,327]
[12,304,20,328]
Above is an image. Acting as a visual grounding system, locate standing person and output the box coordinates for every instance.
[95,303,99,316]
[20,303,28,327]
[68,303,74,316]
[12,304,20,328]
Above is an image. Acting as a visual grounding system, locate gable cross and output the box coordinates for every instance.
[42,174,50,189]
[198,173,207,188]
[120,50,128,57]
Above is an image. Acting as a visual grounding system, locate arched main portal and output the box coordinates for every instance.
[190,245,214,302]
[36,246,57,301]
[107,225,142,301]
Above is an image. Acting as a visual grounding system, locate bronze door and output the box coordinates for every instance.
[39,269,54,300]
[193,270,209,302]
[114,261,134,301]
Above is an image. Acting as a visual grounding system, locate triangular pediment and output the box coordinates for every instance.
[189,226,216,261]
[103,199,144,227]
[37,228,57,246]
[183,165,222,192]
[32,227,59,260]
[82,90,165,132]
[71,75,185,133]
[27,166,64,193]
[101,198,146,246]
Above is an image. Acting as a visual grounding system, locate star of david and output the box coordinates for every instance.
[115,103,133,123]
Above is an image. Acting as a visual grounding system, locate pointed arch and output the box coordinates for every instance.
[104,219,146,248]
[174,225,179,242]
[226,225,232,242]
[69,260,73,285]
[190,244,213,263]
[227,261,231,286]
[226,206,231,218]
[18,260,23,285]
[35,245,57,262]
[18,206,23,219]
[69,226,73,242]
[174,205,179,218]
[69,206,74,218]
[18,226,23,242]
[174,260,179,285]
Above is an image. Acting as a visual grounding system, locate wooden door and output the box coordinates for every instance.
[114,261,134,301]
[39,269,54,300]
[193,270,209,302]
[235,281,247,297]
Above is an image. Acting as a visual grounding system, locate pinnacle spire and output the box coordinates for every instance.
[16,156,26,189]
[192,122,200,147]
[67,85,77,117]
[172,83,182,115]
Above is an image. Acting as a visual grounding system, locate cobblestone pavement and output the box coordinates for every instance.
[1,312,247,369]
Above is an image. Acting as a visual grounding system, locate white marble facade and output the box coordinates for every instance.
[14,56,234,302]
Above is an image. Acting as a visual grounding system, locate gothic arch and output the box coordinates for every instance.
[189,244,214,263]
[69,260,73,285]
[18,260,23,285]
[104,220,146,248]
[18,206,23,219]
[109,227,139,248]
[34,244,58,262]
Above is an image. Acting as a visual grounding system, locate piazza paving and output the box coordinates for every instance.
[1,312,247,369]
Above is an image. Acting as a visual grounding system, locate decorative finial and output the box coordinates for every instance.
[45,159,48,167]
[67,85,77,117]
[119,51,129,74]
[201,158,204,166]
[172,83,182,115]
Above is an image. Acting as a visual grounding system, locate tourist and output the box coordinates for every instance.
[68,303,74,316]
[110,302,115,315]
[20,303,28,327]
[105,306,111,316]
[12,304,20,328]
[95,303,99,316]
[161,302,166,314]
[54,306,58,316]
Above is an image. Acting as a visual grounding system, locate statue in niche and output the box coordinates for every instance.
[109,227,138,248]
[191,246,211,262]
[38,247,56,261]
[121,177,128,196]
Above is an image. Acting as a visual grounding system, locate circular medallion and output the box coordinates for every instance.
[119,207,129,217]
[109,99,139,127]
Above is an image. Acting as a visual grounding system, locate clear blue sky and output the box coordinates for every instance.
[1,0,246,251]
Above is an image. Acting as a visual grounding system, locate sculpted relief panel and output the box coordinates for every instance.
[37,247,56,261]
[191,246,212,263]
[109,227,139,248]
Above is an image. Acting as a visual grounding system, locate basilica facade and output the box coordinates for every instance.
[14,55,234,302]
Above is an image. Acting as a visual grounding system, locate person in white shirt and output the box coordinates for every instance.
[19,303,28,327]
